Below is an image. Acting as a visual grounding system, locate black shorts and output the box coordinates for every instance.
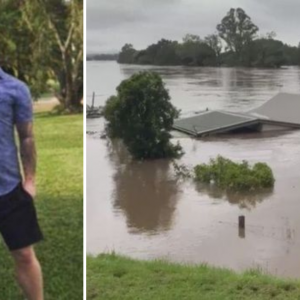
[0,183,43,251]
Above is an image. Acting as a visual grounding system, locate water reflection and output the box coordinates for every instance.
[195,182,273,210]
[87,62,300,278]
[107,140,180,235]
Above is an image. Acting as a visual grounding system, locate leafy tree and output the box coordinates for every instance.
[281,44,300,66]
[179,42,216,66]
[0,0,83,109]
[117,8,299,68]
[217,8,259,63]
[118,44,137,64]
[266,31,277,40]
[0,1,48,97]
[194,156,275,191]
[22,0,83,110]
[135,39,180,66]
[179,35,216,66]
[182,34,202,44]
[205,34,222,64]
[118,37,217,67]
[102,96,123,138]
[103,72,183,160]
[152,40,180,65]
[252,39,284,68]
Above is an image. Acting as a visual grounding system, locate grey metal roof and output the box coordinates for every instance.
[173,93,300,137]
[249,93,300,125]
[173,111,257,136]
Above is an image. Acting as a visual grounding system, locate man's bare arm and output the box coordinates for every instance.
[16,122,37,197]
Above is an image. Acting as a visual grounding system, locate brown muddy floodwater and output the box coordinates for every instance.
[87,61,300,279]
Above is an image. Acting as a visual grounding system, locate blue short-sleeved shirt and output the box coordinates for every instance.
[0,68,33,196]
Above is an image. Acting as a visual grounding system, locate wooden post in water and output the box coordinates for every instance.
[238,215,245,238]
[92,92,95,108]
[239,216,245,229]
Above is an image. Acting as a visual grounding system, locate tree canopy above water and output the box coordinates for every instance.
[117,8,300,68]
[103,72,183,160]
[217,8,259,59]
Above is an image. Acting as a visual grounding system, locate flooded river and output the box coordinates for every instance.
[87,61,300,279]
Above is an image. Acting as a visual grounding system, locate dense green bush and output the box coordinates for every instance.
[103,72,183,160]
[103,95,123,138]
[194,156,275,191]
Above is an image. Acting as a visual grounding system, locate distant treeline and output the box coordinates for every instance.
[118,8,300,68]
[87,53,119,61]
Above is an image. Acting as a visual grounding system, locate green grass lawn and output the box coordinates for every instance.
[0,114,83,299]
[87,254,300,300]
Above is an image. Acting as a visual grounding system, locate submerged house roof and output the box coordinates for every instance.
[173,110,258,136]
[173,93,300,137]
[249,93,300,125]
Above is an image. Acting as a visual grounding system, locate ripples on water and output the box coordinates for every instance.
[87,62,300,278]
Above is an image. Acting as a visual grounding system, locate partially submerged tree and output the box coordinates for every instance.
[118,35,218,66]
[116,8,298,68]
[103,72,183,160]
[217,8,259,63]
[204,34,222,64]
[179,34,216,66]
[118,44,137,64]
[194,156,275,191]
[252,39,285,68]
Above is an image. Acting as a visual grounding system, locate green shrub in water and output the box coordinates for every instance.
[194,156,275,191]
[103,72,183,160]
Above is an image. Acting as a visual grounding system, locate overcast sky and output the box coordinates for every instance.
[87,0,300,54]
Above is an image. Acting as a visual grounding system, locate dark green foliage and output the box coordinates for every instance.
[1,0,83,109]
[217,8,259,64]
[216,8,298,67]
[117,7,300,68]
[103,72,183,160]
[118,44,137,64]
[282,44,300,65]
[194,156,275,191]
[0,1,48,98]
[178,36,217,66]
[205,34,222,64]
[135,39,181,66]
[118,38,217,67]
[251,39,285,68]
[102,96,123,138]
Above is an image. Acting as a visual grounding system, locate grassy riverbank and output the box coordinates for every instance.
[0,113,83,299]
[87,254,300,300]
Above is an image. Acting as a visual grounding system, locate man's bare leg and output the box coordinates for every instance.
[11,246,43,300]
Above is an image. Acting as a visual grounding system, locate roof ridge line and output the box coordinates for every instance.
[214,110,257,120]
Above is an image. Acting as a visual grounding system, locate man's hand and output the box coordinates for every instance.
[23,180,36,198]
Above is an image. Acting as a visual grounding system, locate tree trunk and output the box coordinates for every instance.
[56,53,82,112]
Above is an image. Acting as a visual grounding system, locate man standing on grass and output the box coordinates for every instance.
[0,67,44,300]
